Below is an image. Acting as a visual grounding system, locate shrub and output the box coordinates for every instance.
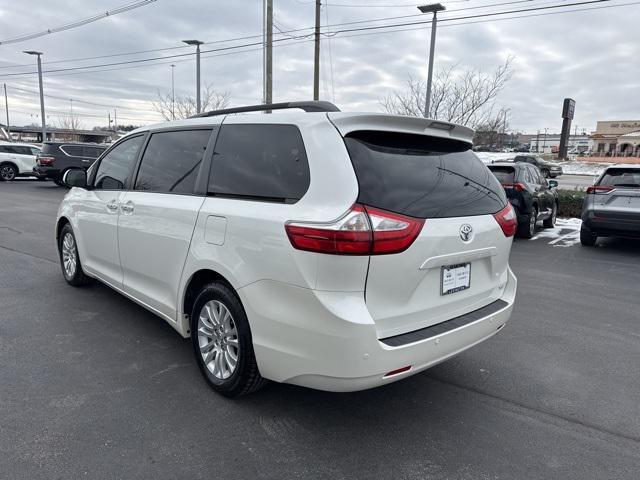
[557,189,585,218]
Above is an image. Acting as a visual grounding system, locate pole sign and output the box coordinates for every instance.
[562,98,575,119]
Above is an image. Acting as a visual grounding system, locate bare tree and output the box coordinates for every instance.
[153,83,231,120]
[473,109,510,147]
[381,57,514,129]
[55,112,83,131]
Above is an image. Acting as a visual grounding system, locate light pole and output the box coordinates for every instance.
[24,50,46,142]
[170,64,176,120]
[542,127,549,153]
[182,40,204,114]
[417,3,445,118]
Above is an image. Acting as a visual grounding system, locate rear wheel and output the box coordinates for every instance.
[517,206,538,239]
[580,227,597,247]
[191,282,266,397]
[0,163,17,181]
[543,202,557,228]
[58,223,93,286]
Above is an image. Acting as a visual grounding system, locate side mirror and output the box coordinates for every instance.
[548,180,558,188]
[63,169,87,188]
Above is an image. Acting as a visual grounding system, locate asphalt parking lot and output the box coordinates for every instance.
[1,180,639,480]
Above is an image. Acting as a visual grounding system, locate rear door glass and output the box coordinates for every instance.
[208,124,310,202]
[344,131,506,218]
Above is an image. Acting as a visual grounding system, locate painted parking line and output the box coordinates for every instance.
[531,218,582,247]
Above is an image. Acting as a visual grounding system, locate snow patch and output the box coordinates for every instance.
[531,218,582,247]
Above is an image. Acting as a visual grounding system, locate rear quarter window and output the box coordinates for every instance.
[344,131,506,218]
[208,124,310,202]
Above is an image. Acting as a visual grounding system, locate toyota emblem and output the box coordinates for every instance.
[459,224,473,242]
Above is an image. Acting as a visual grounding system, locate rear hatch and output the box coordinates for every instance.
[329,114,513,339]
[591,168,640,219]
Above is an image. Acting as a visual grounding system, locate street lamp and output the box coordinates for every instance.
[23,50,46,142]
[170,64,176,120]
[417,3,445,118]
[182,39,204,114]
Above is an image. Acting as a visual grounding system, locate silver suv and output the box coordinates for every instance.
[57,101,518,397]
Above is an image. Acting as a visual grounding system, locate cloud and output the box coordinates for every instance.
[0,0,638,131]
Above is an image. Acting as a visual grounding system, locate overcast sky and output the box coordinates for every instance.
[0,0,638,133]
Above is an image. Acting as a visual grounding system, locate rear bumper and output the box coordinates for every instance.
[240,268,517,392]
[582,210,640,236]
[33,166,60,180]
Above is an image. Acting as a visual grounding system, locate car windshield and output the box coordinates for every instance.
[599,169,640,187]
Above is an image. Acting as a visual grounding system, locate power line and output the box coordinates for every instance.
[0,0,566,71]
[6,84,141,110]
[0,0,158,46]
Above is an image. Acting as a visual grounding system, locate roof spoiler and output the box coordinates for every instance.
[191,101,340,118]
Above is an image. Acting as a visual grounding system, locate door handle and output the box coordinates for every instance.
[106,201,119,211]
[121,202,134,214]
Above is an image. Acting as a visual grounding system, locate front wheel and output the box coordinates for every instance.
[580,227,597,247]
[191,282,266,397]
[58,223,93,286]
[0,163,17,181]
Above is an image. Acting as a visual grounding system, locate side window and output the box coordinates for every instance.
[0,146,8,153]
[134,129,212,194]
[530,166,543,184]
[208,124,310,202]
[94,136,145,190]
[30,147,40,156]
[61,145,84,157]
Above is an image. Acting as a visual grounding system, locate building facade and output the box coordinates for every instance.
[589,120,640,156]
[529,133,590,154]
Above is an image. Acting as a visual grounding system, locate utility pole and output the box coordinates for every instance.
[24,51,46,142]
[182,40,204,113]
[108,112,112,131]
[542,127,549,153]
[170,64,176,120]
[313,0,321,101]
[265,0,273,107]
[114,109,117,131]
[417,4,445,118]
[3,83,10,138]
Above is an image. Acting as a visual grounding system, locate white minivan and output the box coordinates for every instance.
[0,143,41,181]
[57,101,518,397]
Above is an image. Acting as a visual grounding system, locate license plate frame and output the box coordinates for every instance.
[441,262,471,296]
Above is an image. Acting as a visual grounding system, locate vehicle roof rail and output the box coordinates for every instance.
[190,101,340,118]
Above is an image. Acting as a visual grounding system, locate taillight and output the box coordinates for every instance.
[493,203,517,237]
[285,204,424,255]
[586,185,613,195]
[38,156,55,166]
[502,183,526,191]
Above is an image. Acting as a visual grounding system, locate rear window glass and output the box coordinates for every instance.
[488,166,515,184]
[208,124,310,202]
[344,131,506,218]
[599,169,640,187]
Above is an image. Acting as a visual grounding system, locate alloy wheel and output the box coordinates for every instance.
[61,232,77,278]
[197,300,239,380]
[0,165,16,181]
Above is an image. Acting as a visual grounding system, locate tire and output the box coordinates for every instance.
[580,227,597,247]
[54,180,64,186]
[541,169,550,178]
[58,223,93,286]
[0,163,18,181]
[543,202,557,228]
[191,282,266,397]
[517,206,537,239]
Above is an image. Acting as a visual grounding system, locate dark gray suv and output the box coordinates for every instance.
[580,165,640,246]
[33,142,107,184]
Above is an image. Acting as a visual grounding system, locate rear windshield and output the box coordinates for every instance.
[344,131,506,218]
[488,166,516,184]
[599,169,640,187]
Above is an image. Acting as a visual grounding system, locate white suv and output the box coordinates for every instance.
[57,101,518,397]
[0,143,41,181]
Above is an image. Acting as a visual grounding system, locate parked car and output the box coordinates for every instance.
[488,162,559,238]
[513,154,563,178]
[0,143,41,181]
[33,142,107,184]
[514,144,530,153]
[56,101,518,397]
[580,165,640,246]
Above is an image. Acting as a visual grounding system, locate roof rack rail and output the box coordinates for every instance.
[190,101,340,118]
